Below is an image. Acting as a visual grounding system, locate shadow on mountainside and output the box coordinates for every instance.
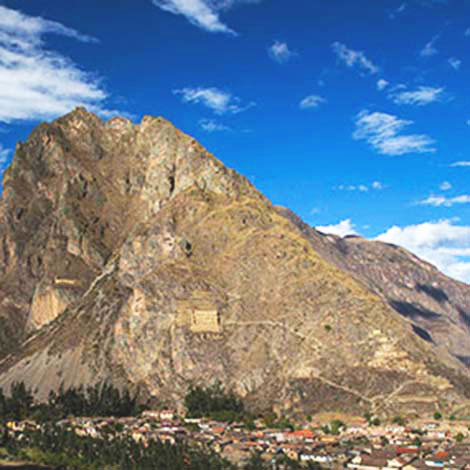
[457,308,470,329]
[415,283,449,304]
[411,324,433,343]
[389,300,442,321]
[456,355,470,368]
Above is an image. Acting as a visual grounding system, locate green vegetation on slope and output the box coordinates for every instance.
[1,423,232,470]
[0,382,145,421]
[184,382,248,423]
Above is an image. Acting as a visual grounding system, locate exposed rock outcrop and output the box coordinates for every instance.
[0,108,469,418]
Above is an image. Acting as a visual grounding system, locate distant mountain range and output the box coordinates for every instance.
[0,108,469,418]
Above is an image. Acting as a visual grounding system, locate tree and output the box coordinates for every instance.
[433,411,442,420]
[392,416,406,426]
[0,387,6,417]
[329,419,345,435]
[184,382,245,421]
[243,452,269,470]
[8,381,34,420]
[306,463,323,470]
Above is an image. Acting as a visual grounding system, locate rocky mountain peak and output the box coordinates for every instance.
[0,110,469,418]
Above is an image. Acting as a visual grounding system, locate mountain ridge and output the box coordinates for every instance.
[277,207,470,367]
[0,108,469,418]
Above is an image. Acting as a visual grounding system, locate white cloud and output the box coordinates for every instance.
[199,118,230,132]
[316,219,358,237]
[377,79,389,91]
[440,181,452,191]
[0,143,10,166]
[335,181,384,192]
[449,57,461,70]
[376,220,470,283]
[152,0,260,34]
[451,161,470,167]
[353,110,436,156]
[0,6,97,45]
[390,86,445,106]
[420,35,439,57]
[0,5,115,124]
[299,95,326,110]
[268,41,295,64]
[418,194,470,207]
[173,87,254,114]
[152,0,234,34]
[331,42,379,75]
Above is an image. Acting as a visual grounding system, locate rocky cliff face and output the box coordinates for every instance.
[0,108,469,418]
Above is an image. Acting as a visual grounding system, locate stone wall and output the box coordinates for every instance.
[190,309,220,333]
[175,296,220,333]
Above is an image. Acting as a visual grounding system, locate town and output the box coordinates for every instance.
[3,410,470,469]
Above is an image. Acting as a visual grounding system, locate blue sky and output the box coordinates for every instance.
[1,0,470,282]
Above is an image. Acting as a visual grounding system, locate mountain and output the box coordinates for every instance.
[278,209,470,368]
[0,108,469,418]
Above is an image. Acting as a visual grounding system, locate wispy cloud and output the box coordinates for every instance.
[420,35,439,57]
[173,87,254,114]
[377,79,389,91]
[151,0,260,35]
[451,161,470,167]
[465,27,470,37]
[389,3,407,19]
[199,118,230,132]
[0,5,97,45]
[418,194,470,207]
[448,57,461,70]
[353,110,436,156]
[335,181,385,192]
[331,42,379,75]
[440,181,452,191]
[299,95,326,110]
[268,41,295,63]
[316,219,358,237]
[336,184,369,192]
[0,5,116,123]
[390,86,445,106]
[152,0,234,34]
[376,219,470,283]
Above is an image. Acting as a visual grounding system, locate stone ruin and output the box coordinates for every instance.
[176,290,221,333]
